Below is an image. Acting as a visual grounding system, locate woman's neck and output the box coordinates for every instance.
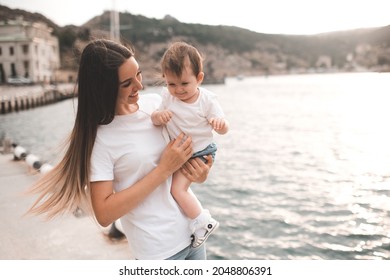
[115,103,139,115]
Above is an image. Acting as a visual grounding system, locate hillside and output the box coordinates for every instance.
[1,5,389,84]
[82,11,390,83]
[0,4,58,30]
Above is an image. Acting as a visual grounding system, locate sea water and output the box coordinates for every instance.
[1,72,390,259]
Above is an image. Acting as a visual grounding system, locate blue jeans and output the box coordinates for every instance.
[165,244,206,260]
[191,143,217,163]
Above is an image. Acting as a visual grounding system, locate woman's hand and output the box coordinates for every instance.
[159,133,193,176]
[181,155,213,183]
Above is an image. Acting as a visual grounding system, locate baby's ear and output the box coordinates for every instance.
[197,72,204,83]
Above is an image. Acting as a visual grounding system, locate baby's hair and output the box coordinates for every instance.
[161,42,203,78]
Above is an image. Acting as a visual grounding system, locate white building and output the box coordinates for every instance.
[0,17,60,84]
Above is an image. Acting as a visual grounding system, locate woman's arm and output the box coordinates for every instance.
[91,133,192,227]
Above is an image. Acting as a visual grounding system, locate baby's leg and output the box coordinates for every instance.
[171,170,203,219]
[171,169,219,247]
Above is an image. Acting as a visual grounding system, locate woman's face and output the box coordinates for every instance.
[116,57,143,114]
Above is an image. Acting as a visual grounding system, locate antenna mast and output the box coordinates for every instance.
[110,0,120,41]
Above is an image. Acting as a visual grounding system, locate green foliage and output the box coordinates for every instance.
[57,27,77,50]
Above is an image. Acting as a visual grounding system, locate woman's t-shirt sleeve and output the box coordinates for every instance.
[90,137,114,182]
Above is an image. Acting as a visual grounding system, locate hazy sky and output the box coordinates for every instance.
[1,0,389,35]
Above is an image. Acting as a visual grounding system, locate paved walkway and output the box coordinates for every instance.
[0,151,133,260]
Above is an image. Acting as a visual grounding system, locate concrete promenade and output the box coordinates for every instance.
[0,150,133,260]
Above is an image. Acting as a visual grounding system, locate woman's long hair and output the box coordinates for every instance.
[27,39,134,219]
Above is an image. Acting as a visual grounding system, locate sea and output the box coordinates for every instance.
[1,72,390,260]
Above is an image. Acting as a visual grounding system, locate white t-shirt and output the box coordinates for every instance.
[159,87,225,152]
[90,93,191,260]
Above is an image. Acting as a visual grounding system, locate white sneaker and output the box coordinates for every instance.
[191,219,219,248]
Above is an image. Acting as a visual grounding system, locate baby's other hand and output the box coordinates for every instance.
[209,118,229,134]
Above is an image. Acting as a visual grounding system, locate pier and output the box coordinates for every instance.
[0,147,132,259]
[0,84,75,114]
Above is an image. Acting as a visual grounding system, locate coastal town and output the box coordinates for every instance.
[0,16,76,114]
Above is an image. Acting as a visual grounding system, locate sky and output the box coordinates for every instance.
[0,0,389,35]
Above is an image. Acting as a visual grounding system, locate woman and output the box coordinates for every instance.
[27,39,212,260]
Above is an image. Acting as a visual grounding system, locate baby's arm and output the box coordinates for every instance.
[151,110,173,126]
[209,118,229,135]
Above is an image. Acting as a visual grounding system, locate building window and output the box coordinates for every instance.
[23,61,29,78]
[22,45,29,54]
[0,64,5,83]
[0,47,2,56]
[10,46,14,56]
[11,63,16,77]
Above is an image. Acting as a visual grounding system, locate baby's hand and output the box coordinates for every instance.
[209,118,229,134]
[154,110,173,125]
